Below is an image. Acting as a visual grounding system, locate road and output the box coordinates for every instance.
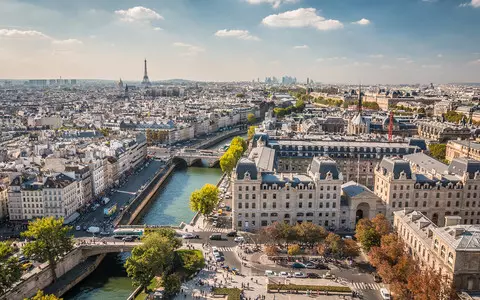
[72,159,165,238]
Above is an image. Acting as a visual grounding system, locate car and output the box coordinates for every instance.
[307,273,321,278]
[76,225,82,231]
[212,246,219,254]
[316,263,329,270]
[305,262,317,269]
[291,262,306,269]
[380,288,391,300]
[234,236,245,243]
[212,221,218,227]
[21,262,32,270]
[264,270,275,277]
[100,231,111,236]
[225,206,231,211]
[226,231,237,237]
[122,236,135,242]
[220,202,226,208]
[294,272,307,278]
[209,234,222,241]
[279,271,291,278]
[182,233,199,239]
[322,272,336,279]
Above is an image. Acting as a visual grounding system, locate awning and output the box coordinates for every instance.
[63,212,80,224]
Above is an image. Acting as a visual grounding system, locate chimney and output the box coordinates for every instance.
[445,216,462,227]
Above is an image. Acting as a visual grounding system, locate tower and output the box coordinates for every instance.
[357,84,362,112]
[142,59,151,86]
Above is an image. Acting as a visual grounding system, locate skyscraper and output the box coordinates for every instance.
[142,59,151,86]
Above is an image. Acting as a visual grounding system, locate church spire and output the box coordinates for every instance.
[358,84,362,113]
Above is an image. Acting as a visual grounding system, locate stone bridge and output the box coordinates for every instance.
[173,150,223,167]
[77,241,141,258]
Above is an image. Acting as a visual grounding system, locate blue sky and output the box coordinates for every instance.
[0,0,479,83]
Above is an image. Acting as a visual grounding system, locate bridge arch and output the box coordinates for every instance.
[172,157,188,168]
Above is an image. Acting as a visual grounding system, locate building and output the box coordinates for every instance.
[65,164,93,207]
[417,121,471,142]
[446,140,480,162]
[374,154,480,226]
[253,134,423,188]
[0,185,8,219]
[232,156,345,232]
[394,210,480,291]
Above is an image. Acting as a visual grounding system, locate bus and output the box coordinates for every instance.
[112,228,144,239]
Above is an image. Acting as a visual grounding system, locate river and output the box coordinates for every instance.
[64,134,241,300]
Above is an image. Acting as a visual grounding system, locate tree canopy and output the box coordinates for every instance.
[355,214,391,252]
[22,217,74,280]
[247,113,256,124]
[247,126,256,141]
[429,144,447,162]
[219,136,247,176]
[0,242,22,295]
[189,183,220,216]
[28,290,62,300]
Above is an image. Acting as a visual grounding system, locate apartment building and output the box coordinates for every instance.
[394,210,480,291]
[0,186,8,219]
[417,121,471,143]
[446,140,480,162]
[375,153,480,226]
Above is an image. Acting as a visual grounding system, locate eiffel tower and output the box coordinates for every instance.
[142,59,151,86]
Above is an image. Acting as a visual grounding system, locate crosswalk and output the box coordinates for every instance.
[212,246,236,252]
[350,282,383,290]
[202,226,232,233]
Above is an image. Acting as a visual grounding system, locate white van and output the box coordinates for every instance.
[264,270,275,277]
[380,288,391,300]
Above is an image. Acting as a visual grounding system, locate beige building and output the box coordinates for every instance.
[394,210,480,291]
[374,154,480,226]
[417,121,471,143]
[446,140,480,162]
[0,186,8,219]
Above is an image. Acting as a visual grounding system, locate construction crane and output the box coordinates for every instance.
[388,111,394,142]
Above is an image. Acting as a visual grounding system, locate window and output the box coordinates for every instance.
[299,194,303,199]
[252,186,256,191]
[436,193,440,198]
[392,202,396,208]
[261,213,268,217]
[308,202,312,208]
[252,213,256,218]
[263,202,266,209]
[286,194,290,200]
[245,194,249,200]
[252,194,256,200]
[319,203,323,208]
[298,202,303,208]
[456,201,460,207]
[271,213,278,217]
[238,203,242,209]
[399,202,402,208]
[245,203,249,209]
[286,202,290,209]
[252,203,256,209]
[326,202,330,208]
[415,201,418,207]
[273,194,277,199]
[423,201,427,207]
[238,186,242,191]
[246,186,249,191]
[447,201,451,207]
[272,202,276,209]
[309,193,312,199]
[393,193,396,199]
[332,202,336,208]
[238,221,242,227]
[319,213,323,217]
[466,201,470,207]
[435,201,439,207]
[238,194,242,200]
[263,193,266,199]
[261,220,268,226]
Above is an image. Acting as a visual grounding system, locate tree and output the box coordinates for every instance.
[418,107,426,115]
[247,113,256,124]
[343,239,360,258]
[264,245,278,256]
[0,242,22,295]
[230,136,247,154]
[175,250,204,275]
[189,184,219,216]
[28,290,62,300]
[294,222,327,246]
[355,214,390,252]
[219,151,236,175]
[407,266,457,300]
[371,214,391,236]
[324,233,344,258]
[22,217,74,281]
[287,244,301,256]
[162,274,181,297]
[429,144,447,161]
[236,93,245,98]
[247,126,256,141]
[295,99,306,112]
[125,232,178,292]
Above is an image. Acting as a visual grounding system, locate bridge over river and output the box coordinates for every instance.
[173,149,223,167]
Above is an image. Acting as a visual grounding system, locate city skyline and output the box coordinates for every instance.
[1,0,480,84]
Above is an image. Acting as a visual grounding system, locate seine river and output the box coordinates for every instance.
[64,136,237,299]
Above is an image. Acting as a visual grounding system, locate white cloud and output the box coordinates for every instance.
[437,54,443,58]
[173,42,205,56]
[153,27,163,31]
[0,29,50,39]
[52,39,83,46]
[369,54,384,58]
[261,8,343,31]
[115,6,163,23]
[214,29,260,41]
[293,45,309,49]
[245,0,299,9]
[352,18,371,25]
[460,0,480,7]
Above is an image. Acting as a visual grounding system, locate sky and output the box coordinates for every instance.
[0,0,480,84]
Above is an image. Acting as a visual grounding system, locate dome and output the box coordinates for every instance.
[235,158,258,180]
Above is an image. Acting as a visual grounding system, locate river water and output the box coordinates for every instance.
[64,135,239,300]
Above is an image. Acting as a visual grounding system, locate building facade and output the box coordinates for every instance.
[446,140,480,162]
[417,121,471,143]
[394,210,480,291]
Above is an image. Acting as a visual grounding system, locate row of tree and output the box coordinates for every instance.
[355,214,457,299]
[219,136,247,176]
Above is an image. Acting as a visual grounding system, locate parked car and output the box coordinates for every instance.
[316,263,329,270]
[209,234,222,241]
[122,236,135,242]
[322,272,335,279]
[294,272,307,278]
[212,246,219,254]
[291,262,306,269]
[307,273,321,278]
[305,262,317,269]
[279,271,291,278]
[182,233,199,239]
[234,236,245,243]
[264,270,275,277]
[380,288,391,300]
[212,221,218,227]
[226,231,237,237]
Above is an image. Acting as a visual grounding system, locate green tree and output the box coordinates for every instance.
[0,242,22,294]
[28,290,62,300]
[295,99,306,111]
[189,184,220,216]
[175,249,204,275]
[324,233,344,258]
[294,222,327,246]
[125,232,178,292]
[429,144,447,161]
[236,93,245,98]
[162,274,181,297]
[219,151,237,175]
[247,126,256,141]
[417,107,426,115]
[247,113,256,124]
[230,136,247,153]
[22,217,74,281]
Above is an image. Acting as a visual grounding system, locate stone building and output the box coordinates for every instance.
[446,140,480,162]
[417,120,471,142]
[374,154,480,226]
[394,210,480,291]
